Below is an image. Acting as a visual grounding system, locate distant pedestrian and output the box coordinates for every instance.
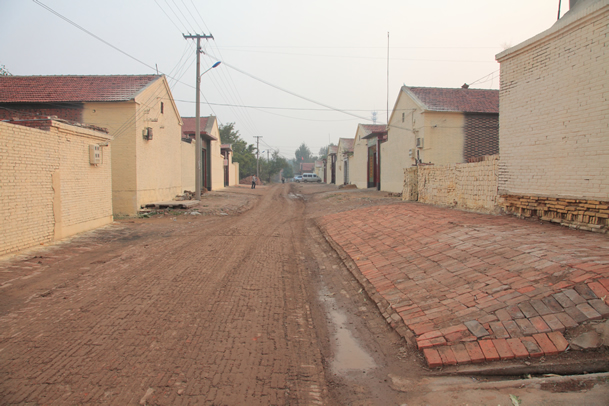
[251,175,256,189]
[282,177,285,184]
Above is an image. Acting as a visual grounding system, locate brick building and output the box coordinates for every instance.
[380,86,499,193]
[496,0,609,231]
[0,75,185,216]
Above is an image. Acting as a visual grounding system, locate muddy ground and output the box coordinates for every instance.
[0,183,607,405]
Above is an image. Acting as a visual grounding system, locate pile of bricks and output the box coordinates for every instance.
[502,195,609,233]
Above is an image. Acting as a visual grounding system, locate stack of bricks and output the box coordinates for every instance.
[502,195,609,233]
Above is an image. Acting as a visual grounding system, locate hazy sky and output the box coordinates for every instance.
[1,0,565,159]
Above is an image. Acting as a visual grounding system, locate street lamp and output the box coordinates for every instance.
[195,60,221,200]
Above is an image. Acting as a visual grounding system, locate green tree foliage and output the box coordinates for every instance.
[282,164,294,178]
[295,143,315,163]
[259,150,291,182]
[219,123,257,177]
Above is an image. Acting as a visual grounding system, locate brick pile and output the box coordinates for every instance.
[319,203,609,368]
[502,195,609,233]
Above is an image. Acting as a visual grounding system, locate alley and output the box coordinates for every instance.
[0,185,327,405]
[1,184,609,406]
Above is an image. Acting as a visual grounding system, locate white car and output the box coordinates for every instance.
[301,173,321,183]
[293,175,302,182]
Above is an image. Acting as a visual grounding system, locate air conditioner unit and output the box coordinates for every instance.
[143,127,153,140]
[416,137,424,148]
[89,145,102,164]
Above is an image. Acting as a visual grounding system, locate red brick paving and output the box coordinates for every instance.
[320,203,609,368]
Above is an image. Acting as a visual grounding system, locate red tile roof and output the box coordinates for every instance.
[181,116,217,140]
[339,138,355,152]
[405,86,499,113]
[361,124,386,133]
[300,162,315,172]
[328,145,339,155]
[0,75,162,103]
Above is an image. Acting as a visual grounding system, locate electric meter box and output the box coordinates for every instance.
[89,145,102,164]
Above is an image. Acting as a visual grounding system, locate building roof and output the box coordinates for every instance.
[300,162,315,171]
[221,144,232,150]
[361,124,386,133]
[181,116,217,140]
[0,75,162,103]
[315,160,324,167]
[404,86,499,114]
[338,138,355,153]
[328,145,339,155]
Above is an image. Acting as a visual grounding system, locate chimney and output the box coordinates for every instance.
[461,83,469,89]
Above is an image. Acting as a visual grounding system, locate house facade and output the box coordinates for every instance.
[496,0,609,230]
[351,124,387,189]
[335,138,355,186]
[0,75,185,216]
[221,144,239,187]
[314,160,325,181]
[325,145,338,184]
[380,86,499,193]
[181,116,226,192]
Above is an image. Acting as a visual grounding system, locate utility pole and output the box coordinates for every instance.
[254,136,262,179]
[184,33,214,200]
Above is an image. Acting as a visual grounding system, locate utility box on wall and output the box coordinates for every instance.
[142,127,153,140]
[89,145,102,164]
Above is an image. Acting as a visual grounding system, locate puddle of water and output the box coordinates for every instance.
[319,282,376,374]
[330,309,376,373]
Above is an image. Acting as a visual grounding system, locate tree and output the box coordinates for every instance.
[318,143,335,160]
[258,150,291,182]
[219,123,257,177]
[282,164,294,179]
[295,143,314,163]
[0,64,11,76]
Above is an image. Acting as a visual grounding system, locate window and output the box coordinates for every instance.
[402,112,405,123]
[160,102,164,114]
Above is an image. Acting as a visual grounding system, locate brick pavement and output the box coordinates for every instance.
[0,186,328,405]
[319,203,609,368]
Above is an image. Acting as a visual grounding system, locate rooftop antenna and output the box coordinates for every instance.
[386,32,390,126]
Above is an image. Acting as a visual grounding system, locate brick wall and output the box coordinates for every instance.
[0,120,113,256]
[496,3,609,201]
[402,167,418,201]
[403,155,499,213]
[463,113,498,162]
[0,103,84,122]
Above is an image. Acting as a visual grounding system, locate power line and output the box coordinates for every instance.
[33,0,157,71]
[206,56,372,122]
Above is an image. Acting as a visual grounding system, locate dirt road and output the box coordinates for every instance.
[1,184,608,405]
[1,185,328,405]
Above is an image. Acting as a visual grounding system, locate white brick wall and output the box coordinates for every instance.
[0,121,112,256]
[496,3,609,200]
[405,155,499,213]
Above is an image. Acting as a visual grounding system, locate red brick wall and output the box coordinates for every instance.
[0,103,84,122]
[464,113,499,162]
